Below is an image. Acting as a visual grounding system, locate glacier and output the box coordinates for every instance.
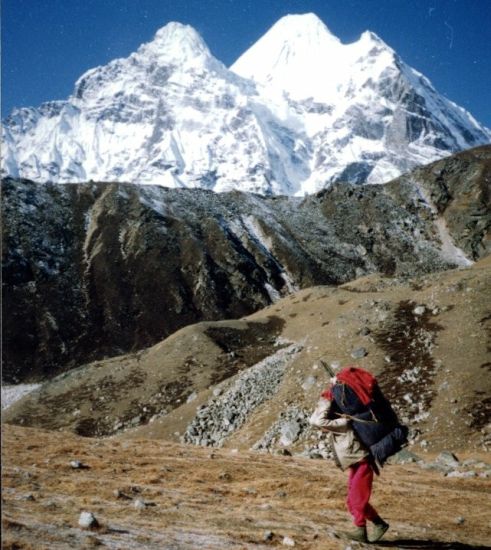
[2,13,490,196]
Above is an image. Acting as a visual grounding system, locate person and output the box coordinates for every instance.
[309,373,390,543]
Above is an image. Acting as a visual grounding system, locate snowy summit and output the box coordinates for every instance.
[231,13,346,102]
[232,14,396,105]
[2,13,490,195]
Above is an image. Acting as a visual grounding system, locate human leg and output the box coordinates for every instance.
[346,459,390,541]
[346,458,377,526]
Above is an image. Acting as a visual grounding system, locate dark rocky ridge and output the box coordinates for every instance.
[400,146,491,259]
[2,145,490,382]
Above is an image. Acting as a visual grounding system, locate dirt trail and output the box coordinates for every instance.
[2,425,490,549]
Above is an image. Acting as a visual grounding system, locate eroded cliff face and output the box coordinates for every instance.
[402,146,491,260]
[2,146,490,382]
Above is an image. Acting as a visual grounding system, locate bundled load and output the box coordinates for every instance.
[320,363,408,467]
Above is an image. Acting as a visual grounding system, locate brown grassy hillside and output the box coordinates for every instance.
[2,425,491,550]
[4,256,490,453]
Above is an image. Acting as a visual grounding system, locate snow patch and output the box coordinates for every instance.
[264,282,281,302]
[2,384,41,410]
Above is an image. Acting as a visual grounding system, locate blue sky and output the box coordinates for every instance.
[2,0,490,128]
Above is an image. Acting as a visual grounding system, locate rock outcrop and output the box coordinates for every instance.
[2,146,490,382]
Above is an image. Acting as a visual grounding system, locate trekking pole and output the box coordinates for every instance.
[318,358,335,378]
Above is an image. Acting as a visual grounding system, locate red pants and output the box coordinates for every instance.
[347,458,379,526]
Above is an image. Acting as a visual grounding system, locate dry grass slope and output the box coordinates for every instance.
[2,425,491,550]
[3,257,491,454]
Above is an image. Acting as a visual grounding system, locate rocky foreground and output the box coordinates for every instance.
[2,425,491,550]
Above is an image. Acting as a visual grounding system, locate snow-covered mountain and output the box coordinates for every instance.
[2,13,490,195]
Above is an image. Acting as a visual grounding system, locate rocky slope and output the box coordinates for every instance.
[2,424,491,549]
[3,145,490,383]
[4,255,490,455]
[2,14,490,194]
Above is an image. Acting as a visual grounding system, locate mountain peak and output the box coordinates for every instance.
[250,11,341,52]
[3,14,491,194]
[360,30,385,43]
[139,21,212,64]
[70,21,217,104]
[358,30,394,53]
[230,12,342,100]
[230,15,401,102]
[271,12,338,37]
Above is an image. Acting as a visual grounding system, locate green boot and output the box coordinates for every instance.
[343,525,368,542]
[370,519,389,542]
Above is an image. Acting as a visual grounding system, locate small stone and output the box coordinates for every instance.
[70,460,88,469]
[482,423,491,434]
[413,305,426,316]
[301,375,316,391]
[219,471,232,481]
[113,489,131,500]
[279,420,301,447]
[276,491,287,498]
[351,347,367,359]
[456,516,465,525]
[275,448,292,456]
[133,499,147,510]
[446,470,477,478]
[390,449,422,464]
[78,511,99,529]
[213,387,223,397]
[436,451,460,468]
[282,536,295,546]
[355,244,367,256]
[263,530,274,541]
[186,392,198,403]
